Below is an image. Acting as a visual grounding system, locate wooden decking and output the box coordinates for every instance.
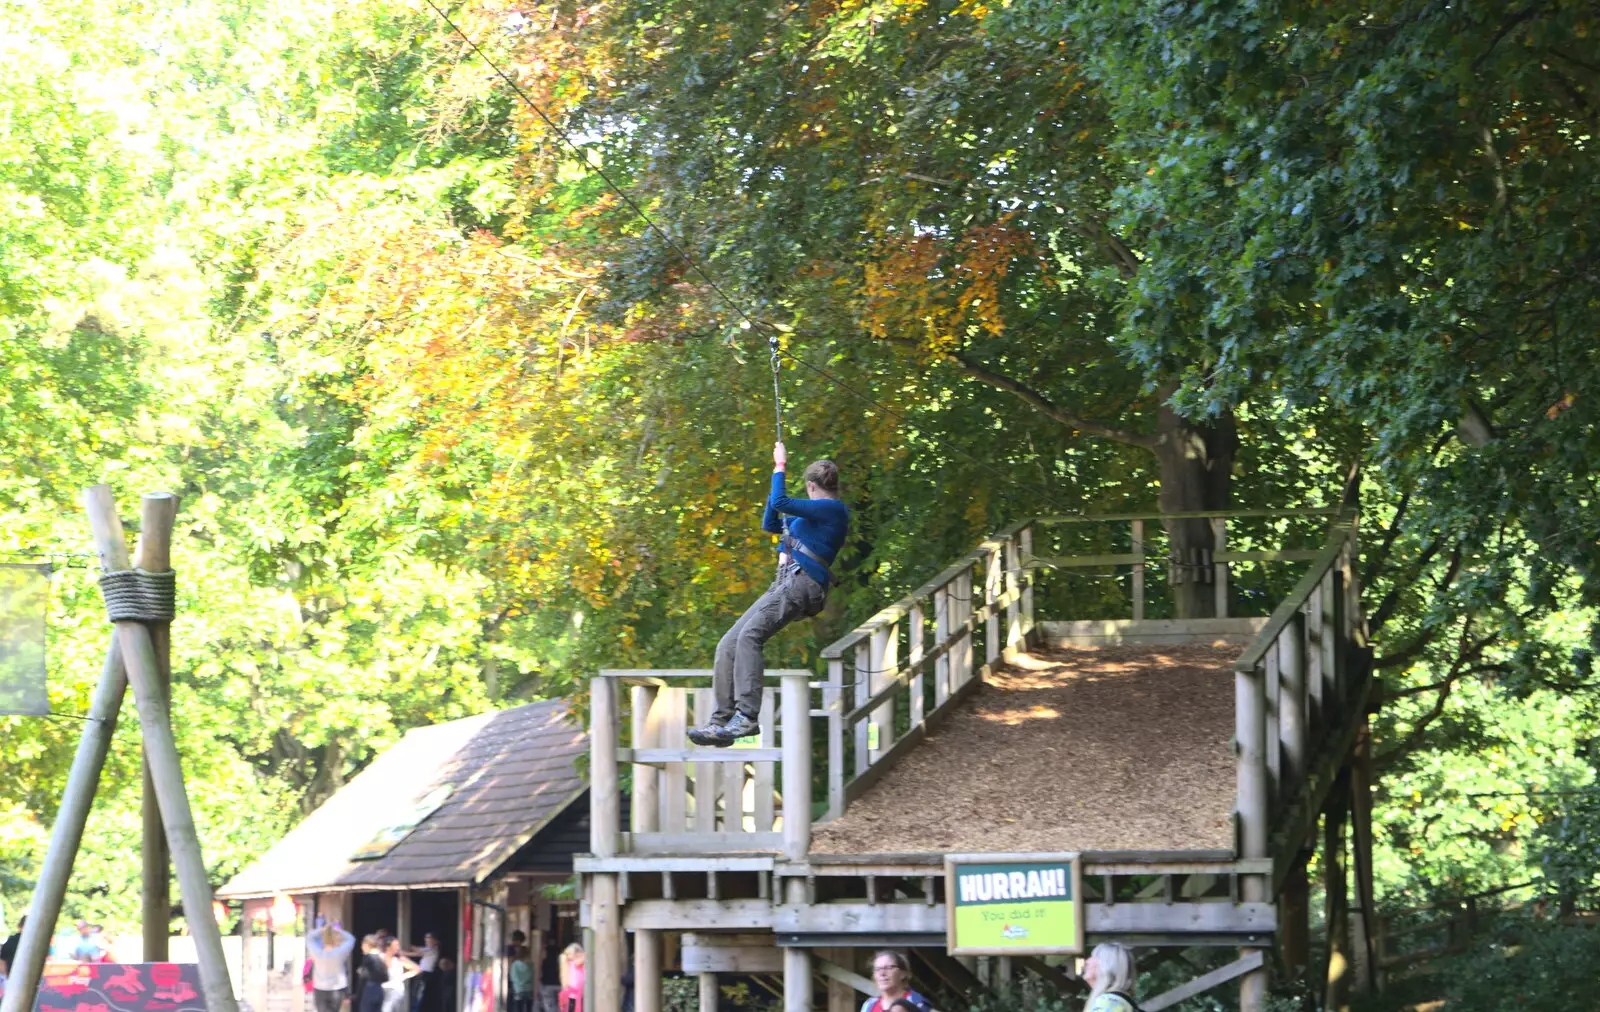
[810,644,1240,855]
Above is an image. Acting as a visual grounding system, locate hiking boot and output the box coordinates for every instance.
[720,711,760,744]
[687,721,729,747]
[686,712,760,748]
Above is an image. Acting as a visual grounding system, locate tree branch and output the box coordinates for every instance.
[944,349,1158,449]
[1376,620,1493,769]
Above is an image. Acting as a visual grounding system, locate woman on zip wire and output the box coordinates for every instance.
[688,440,850,746]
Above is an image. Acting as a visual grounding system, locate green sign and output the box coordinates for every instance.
[945,853,1083,955]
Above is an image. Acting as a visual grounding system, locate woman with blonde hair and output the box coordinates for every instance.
[557,942,585,1012]
[1082,942,1138,1012]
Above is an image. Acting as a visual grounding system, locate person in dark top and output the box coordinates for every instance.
[689,442,849,747]
[0,915,24,976]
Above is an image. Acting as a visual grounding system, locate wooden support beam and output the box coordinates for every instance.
[781,673,812,862]
[1143,950,1265,1012]
[814,957,874,997]
[83,488,238,1012]
[635,929,662,1012]
[631,686,661,834]
[699,973,719,1012]
[138,492,177,963]
[1323,772,1352,1012]
[783,879,812,1012]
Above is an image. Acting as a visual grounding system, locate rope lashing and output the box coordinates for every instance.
[768,334,784,442]
[98,569,177,622]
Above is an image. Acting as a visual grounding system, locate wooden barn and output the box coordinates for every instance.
[580,510,1375,1012]
[217,699,592,1012]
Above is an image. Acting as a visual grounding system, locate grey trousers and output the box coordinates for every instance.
[713,565,827,722]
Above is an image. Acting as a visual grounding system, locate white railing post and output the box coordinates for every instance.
[1131,519,1146,621]
[985,548,1001,666]
[630,685,660,834]
[781,673,812,861]
[1005,536,1022,658]
[870,622,898,760]
[1213,516,1229,618]
[853,642,870,775]
[1280,613,1308,792]
[908,604,926,727]
[934,586,951,705]
[589,675,623,1012]
[826,658,845,820]
[1019,524,1035,640]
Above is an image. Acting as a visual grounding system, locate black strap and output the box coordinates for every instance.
[781,532,833,586]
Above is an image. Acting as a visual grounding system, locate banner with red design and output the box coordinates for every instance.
[33,962,205,1012]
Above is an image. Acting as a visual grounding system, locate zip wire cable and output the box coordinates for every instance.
[421,0,1079,515]
[769,335,784,444]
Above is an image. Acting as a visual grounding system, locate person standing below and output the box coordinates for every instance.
[307,923,356,1012]
[537,936,561,1012]
[1081,942,1138,1012]
[859,951,930,1012]
[689,443,848,746]
[381,936,422,1012]
[0,915,24,977]
[358,935,388,1012]
[509,944,534,1012]
[406,931,441,1012]
[557,943,585,1012]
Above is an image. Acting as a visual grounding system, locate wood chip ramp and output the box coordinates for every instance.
[810,644,1240,855]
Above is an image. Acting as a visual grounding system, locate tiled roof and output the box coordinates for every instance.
[217,700,587,898]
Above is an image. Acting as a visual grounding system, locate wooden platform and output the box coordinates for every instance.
[810,644,1240,855]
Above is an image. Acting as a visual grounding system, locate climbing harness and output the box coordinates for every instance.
[769,335,784,443]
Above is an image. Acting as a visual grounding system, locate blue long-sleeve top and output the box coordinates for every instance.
[762,470,850,587]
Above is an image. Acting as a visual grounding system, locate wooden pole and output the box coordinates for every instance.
[1130,520,1145,621]
[1350,721,1378,994]
[699,972,719,1012]
[783,881,812,1012]
[0,635,125,1012]
[138,492,178,962]
[83,486,238,1012]
[1236,662,1269,1012]
[1279,854,1311,987]
[781,673,812,862]
[635,929,662,1012]
[1323,774,1352,1012]
[1279,614,1308,791]
[1019,525,1035,641]
[1212,517,1229,618]
[591,677,620,856]
[589,676,623,1012]
[631,686,660,833]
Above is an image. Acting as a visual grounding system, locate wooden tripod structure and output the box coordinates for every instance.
[0,487,238,1012]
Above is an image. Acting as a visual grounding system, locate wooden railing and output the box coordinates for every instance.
[817,520,1036,820]
[590,670,813,859]
[1231,513,1365,906]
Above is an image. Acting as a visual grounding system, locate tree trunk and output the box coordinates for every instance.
[1153,404,1238,618]
[1323,771,1352,1012]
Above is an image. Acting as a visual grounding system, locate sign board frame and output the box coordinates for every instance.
[945,852,1085,956]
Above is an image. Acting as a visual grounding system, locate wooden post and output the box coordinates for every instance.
[1279,613,1308,791]
[1323,774,1352,1012]
[1004,537,1022,658]
[933,586,951,705]
[853,642,870,775]
[1280,854,1311,987]
[908,605,925,727]
[781,673,812,861]
[139,492,177,962]
[635,928,662,1012]
[956,569,973,686]
[1350,721,1378,994]
[1236,661,1269,1012]
[869,623,897,760]
[1212,517,1229,618]
[1019,525,1035,641]
[590,874,623,1012]
[699,972,719,1012]
[81,487,238,1012]
[590,675,623,1012]
[826,659,844,820]
[1130,520,1145,621]
[591,677,620,857]
[783,880,812,1012]
[631,686,660,833]
[985,548,1001,666]
[0,635,125,1012]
